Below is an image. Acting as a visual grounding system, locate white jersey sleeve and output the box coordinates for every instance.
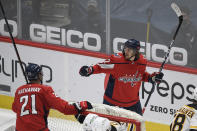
[83,114,98,131]
[190,109,197,130]
[170,104,197,131]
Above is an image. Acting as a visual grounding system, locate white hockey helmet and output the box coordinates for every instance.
[91,116,111,131]
[83,113,111,131]
[83,114,98,131]
[192,87,197,102]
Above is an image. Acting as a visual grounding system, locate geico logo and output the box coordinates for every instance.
[30,24,101,51]
[141,80,196,104]
[113,37,187,66]
[0,19,17,37]
[0,21,188,66]
[150,44,187,66]
[0,55,52,83]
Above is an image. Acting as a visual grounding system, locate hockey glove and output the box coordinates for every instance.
[149,72,164,84]
[75,114,86,124]
[79,66,94,77]
[73,101,93,113]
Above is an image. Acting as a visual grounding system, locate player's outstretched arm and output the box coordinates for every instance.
[79,54,117,77]
[43,86,92,114]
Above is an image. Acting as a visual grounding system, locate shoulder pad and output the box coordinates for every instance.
[137,54,147,64]
[187,104,197,110]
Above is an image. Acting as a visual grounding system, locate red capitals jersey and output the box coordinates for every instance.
[12,84,78,131]
[92,53,151,107]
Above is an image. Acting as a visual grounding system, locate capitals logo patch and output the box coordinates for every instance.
[118,71,142,87]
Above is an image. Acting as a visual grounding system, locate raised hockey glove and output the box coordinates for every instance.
[73,101,93,113]
[149,72,164,84]
[155,72,164,83]
[79,66,94,77]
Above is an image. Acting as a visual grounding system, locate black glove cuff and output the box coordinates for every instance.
[75,114,86,124]
[86,66,94,76]
[86,101,93,109]
[73,102,81,113]
[148,75,154,84]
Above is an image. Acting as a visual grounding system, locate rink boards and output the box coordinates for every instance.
[1,38,197,130]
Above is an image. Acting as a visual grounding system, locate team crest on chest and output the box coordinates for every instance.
[118,71,142,87]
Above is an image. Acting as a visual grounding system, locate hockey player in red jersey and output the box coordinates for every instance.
[12,63,92,131]
[79,39,164,116]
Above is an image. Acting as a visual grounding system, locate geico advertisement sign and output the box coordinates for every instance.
[141,67,197,124]
[0,19,187,66]
[0,42,67,97]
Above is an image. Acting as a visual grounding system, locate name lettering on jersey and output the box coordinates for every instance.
[18,88,41,95]
[118,71,142,87]
[177,106,195,118]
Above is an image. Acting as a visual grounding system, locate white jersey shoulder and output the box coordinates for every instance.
[190,106,197,130]
[83,114,111,131]
[170,104,197,131]
[82,113,127,131]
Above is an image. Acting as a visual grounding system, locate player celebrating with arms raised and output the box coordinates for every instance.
[170,87,197,131]
[79,39,164,116]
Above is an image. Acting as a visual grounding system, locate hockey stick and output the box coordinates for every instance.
[0,1,28,83]
[146,8,152,44]
[142,3,183,114]
[98,62,146,66]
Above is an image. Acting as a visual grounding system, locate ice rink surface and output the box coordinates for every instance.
[0,108,16,131]
[0,108,83,131]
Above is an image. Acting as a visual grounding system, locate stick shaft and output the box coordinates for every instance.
[159,16,183,73]
[143,7,183,114]
[0,1,28,83]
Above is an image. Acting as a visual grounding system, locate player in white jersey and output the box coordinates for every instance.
[170,87,197,131]
[76,113,127,131]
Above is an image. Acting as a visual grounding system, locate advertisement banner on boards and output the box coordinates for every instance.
[0,41,69,98]
[1,0,197,68]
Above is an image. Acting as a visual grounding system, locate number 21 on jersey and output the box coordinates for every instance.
[20,94,38,116]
